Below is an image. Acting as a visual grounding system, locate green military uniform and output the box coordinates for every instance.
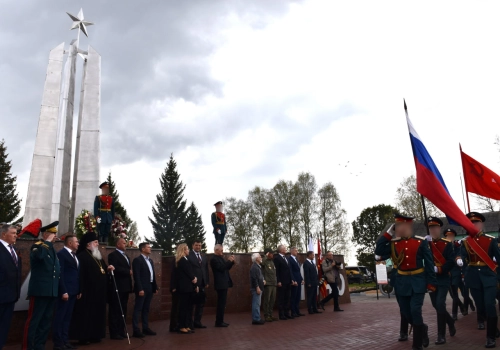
[261,250,277,321]
[23,222,61,350]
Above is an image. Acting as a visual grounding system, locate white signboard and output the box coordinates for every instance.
[376,262,388,285]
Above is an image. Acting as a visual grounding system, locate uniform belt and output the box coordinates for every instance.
[397,267,424,275]
[469,261,487,267]
[100,209,111,212]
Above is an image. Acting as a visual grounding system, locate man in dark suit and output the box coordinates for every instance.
[187,240,209,328]
[210,244,235,327]
[288,247,305,317]
[108,238,133,340]
[274,245,293,320]
[303,251,321,314]
[0,224,22,349]
[53,234,80,350]
[132,242,159,338]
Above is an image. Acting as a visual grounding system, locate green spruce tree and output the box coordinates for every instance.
[148,154,187,255]
[183,202,207,252]
[107,172,132,224]
[0,140,21,223]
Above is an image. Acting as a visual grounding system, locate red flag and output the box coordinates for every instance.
[461,146,500,200]
[317,240,328,298]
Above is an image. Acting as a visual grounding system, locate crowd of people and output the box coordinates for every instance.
[375,211,500,349]
[0,218,346,349]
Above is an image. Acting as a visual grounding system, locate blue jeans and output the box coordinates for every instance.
[251,289,262,321]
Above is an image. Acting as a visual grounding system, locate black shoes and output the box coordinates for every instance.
[252,319,265,325]
[479,322,486,330]
[194,323,207,329]
[334,308,344,312]
[285,314,294,319]
[434,334,446,345]
[398,333,408,342]
[313,310,322,314]
[64,344,77,350]
[279,316,288,320]
[449,321,456,337]
[215,322,229,327]
[132,331,145,338]
[297,313,305,316]
[319,301,326,310]
[143,328,156,336]
[452,314,458,321]
[486,338,496,348]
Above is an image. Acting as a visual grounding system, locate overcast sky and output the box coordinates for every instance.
[2,1,500,260]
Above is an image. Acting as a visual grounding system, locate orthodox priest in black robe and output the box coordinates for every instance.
[70,232,115,344]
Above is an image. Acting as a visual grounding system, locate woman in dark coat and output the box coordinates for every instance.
[175,243,198,334]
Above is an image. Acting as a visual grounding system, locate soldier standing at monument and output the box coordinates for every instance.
[211,201,227,244]
[425,217,456,345]
[375,214,437,350]
[458,212,500,348]
[22,221,61,350]
[94,182,115,244]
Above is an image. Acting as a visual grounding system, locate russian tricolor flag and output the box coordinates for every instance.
[404,101,478,235]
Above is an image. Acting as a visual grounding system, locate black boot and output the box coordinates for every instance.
[412,324,423,350]
[399,313,409,341]
[435,314,446,345]
[446,312,456,336]
[486,317,498,348]
[422,323,430,348]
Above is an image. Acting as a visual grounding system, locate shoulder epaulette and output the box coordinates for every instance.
[414,235,425,240]
[391,237,401,242]
[35,241,43,245]
[485,234,495,239]
[441,238,451,242]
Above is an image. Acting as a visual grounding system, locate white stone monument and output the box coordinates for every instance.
[23,9,101,235]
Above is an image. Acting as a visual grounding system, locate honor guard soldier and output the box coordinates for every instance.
[426,217,456,345]
[457,212,500,348]
[211,201,227,244]
[375,228,410,342]
[22,221,61,350]
[444,228,467,320]
[94,181,115,244]
[375,214,437,350]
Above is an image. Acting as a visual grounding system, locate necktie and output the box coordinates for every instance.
[71,251,77,265]
[122,252,129,265]
[283,256,288,264]
[9,245,17,266]
[197,253,202,264]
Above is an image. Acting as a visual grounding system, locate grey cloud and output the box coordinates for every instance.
[0,0,303,175]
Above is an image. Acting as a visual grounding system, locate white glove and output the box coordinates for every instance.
[494,257,497,262]
[375,255,381,261]
[457,240,462,245]
[457,259,464,267]
[97,217,102,224]
[387,224,395,236]
[425,235,432,241]
[217,228,221,234]
[434,266,438,273]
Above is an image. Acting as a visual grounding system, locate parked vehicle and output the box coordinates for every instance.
[345,266,373,284]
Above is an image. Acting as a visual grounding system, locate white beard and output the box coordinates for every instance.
[91,246,102,260]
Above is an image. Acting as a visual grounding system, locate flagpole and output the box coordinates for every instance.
[459,173,467,213]
[420,195,430,236]
[459,144,471,212]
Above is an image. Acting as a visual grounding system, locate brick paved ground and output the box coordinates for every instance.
[6,292,495,350]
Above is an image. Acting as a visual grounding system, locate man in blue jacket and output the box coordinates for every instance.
[288,247,305,317]
[0,224,22,349]
[53,234,80,350]
[303,251,321,314]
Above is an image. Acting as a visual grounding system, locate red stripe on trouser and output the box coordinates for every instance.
[22,297,35,350]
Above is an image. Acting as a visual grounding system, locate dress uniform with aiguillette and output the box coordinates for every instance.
[211,201,227,244]
[459,212,500,348]
[22,221,61,350]
[94,181,115,244]
[375,214,437,350]
[426,217,456,345]
[444,228,467,320]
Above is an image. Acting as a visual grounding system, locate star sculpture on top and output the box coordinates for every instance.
[67,8,94,38]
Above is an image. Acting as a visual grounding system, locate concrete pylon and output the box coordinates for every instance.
[23,43,65,228]
[70,45,101,227]
[51,40,78,234]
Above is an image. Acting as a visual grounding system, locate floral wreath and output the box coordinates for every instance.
[111,214,137,248]
[75,209,97,239]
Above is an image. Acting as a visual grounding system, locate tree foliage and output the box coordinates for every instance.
[395,174,442,220]
[106,172,132,225]
[224,197,255,253]
[273,180,301,248]
[352,204,396,272]
[183,202,207,252]
[0,139,21,223]
[148,155,188,255]
[297,172,318,250]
